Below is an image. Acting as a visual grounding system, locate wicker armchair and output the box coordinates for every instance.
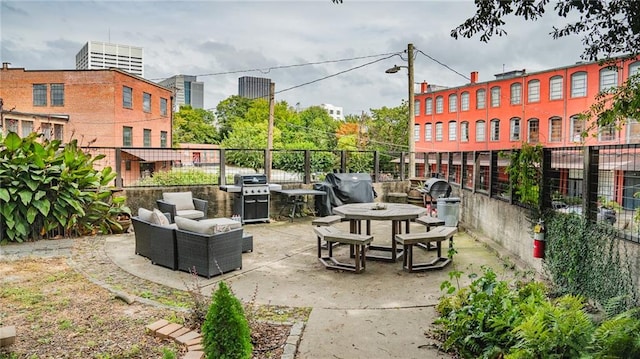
[131,214,178,270]
[157,191,208,222]
[175,227,243,278]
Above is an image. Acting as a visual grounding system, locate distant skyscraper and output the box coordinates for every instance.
[158,75,204,110]
[75,41,144,77]
[238,76,271,100]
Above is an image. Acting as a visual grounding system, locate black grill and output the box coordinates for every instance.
[233,174,271,224]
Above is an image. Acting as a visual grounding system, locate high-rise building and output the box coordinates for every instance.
[158,75,204,110]
[238,76,271,100]
[76,41,144,77]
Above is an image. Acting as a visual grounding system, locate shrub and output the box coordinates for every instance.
[201,282,252,359]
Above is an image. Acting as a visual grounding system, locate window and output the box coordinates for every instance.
[414,100,420,116]
[510,117,521,141]
[424,123,432,141]
[123,86,133,109]
[570,115,584,142]
[476,120,486,142]
[414,124,420,142]
[22,120,33,137]
[448,121,457,141]
[435,96,444,114]
[490,86,500,107]
[435,122,443,141]
[460,92,469,111]
[5,119,18,133]
[41,123,51,140]
[510,83,522,105]
[550,76,563,100]
[425,98,433,115]
[50,84,64,106]
[448,94,457,112]
[143,129,151,147]
[54,124,63,141]
[571,72,587,97]
[123,126,133,146]
[490,119,500,141]
[527,80,540,102]
[160,98,168,116]
[476,89,486,109]
[599,124,616,141]
[143,92,151,113]
[630,61,640,77]
[460,121,469,142]
[599,67,618,92]
[528,118,540,143]
[33,84,47,106]
[549,117,562,142]
[161,131,168,147]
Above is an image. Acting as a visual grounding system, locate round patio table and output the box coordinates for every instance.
[332,202,426,262]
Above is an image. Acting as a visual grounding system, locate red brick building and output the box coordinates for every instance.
[414,57,640,153]
[0,63,173,147]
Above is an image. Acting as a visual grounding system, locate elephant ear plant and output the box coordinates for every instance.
[0,132,117,243]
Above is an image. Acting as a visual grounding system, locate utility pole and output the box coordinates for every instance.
[266,82,275,181]
[408,43,416,178]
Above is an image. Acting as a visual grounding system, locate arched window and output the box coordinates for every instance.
[629,61,640,77]
[490,119,500,141]
[510,83,521,105]
[476,120,486,142]
[448,94,458,112]
[460,92,470,111]
[510,117,521,141]
[527,80,540,103]
[425,98,433,115]
[435,96,444,114]
[549,76,563,100]
[476,89,486,109]
[490,86,501,107]
[424,123,432,141]
[448,121,457,141]
[435,122,443,141]
[528,118,539,143]
[460,121,469,141]
[570,115,584,142]
[549,117,562,142]
[571,72,587,97]
[599,67,618,91]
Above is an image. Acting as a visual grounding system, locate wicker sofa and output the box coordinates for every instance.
[131,208,178,270]
[174,216,244,278]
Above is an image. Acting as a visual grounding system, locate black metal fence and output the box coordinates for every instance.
[85,144,640,241]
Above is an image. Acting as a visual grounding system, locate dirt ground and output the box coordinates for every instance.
[0,257,296,358]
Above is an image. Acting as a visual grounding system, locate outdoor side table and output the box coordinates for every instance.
[272,188,326,221]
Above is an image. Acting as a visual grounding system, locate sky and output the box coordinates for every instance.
[1,0,587,116]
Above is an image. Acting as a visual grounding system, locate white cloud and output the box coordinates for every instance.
[1,0,587,115]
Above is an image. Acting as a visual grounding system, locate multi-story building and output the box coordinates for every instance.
[158,75,204,110]
[76,41,144,77]
[0,63,173,184]
[414,57,640,154]
[238,76,271,100]
[320,103,344,121]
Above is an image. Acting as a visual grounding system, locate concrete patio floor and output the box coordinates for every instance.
[103,217,525,359]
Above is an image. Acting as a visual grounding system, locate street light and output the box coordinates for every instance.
[386,43,416,179]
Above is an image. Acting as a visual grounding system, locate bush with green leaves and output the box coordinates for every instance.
[0,132,116,242]
[201,282,252,359]
[435,266,640,358]
[133,168,218,186]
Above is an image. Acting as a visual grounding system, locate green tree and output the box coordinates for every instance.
[173,105,219,146]
[215,95,253,139]
[294,106,339,149]
[201,282,252,359]
[368,101,408,153]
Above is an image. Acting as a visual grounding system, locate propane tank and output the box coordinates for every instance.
[533,218,546,259]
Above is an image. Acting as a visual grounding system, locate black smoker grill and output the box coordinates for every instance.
[232,174,271,224]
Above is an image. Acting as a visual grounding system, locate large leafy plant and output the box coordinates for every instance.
[0,132,116,242]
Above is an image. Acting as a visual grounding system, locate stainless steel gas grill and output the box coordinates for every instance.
[225,174,273,224]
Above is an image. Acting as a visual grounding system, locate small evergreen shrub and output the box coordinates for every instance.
[201,282,252,359]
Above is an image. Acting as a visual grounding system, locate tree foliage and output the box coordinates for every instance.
[215,95,253,140]
[368,101,408,152]
[452,0,640,61]
[173,105,219,146]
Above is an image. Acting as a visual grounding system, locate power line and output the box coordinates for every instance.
[151,52,402,81]
[416,49,470,81]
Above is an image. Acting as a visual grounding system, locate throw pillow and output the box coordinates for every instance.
[175,216,215,235]
[151,208,171,226]
[138,208,154,223]
[163,192,195,211]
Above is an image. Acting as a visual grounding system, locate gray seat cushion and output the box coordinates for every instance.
[163,192,195,211]
[176,209,206,220]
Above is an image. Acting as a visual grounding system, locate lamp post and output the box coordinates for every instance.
[386,43,416,179]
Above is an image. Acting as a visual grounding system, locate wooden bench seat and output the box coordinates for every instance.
[311,215,343,227]
[395,226,457,272]
[414,215,446,250]
[313,226,373,273]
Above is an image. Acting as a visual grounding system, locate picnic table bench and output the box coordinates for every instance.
[395,226,457,272]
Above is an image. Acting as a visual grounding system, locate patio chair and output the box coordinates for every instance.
[132,208,178,270]
[174,216,243,278]
[157,191,208,222]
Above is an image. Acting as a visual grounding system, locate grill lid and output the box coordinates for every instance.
[424,178,452,199]
[234,173,268,186]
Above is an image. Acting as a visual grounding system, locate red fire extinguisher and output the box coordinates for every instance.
[533,219,545,259]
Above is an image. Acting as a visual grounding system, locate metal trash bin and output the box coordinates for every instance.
[437,197,461,227]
